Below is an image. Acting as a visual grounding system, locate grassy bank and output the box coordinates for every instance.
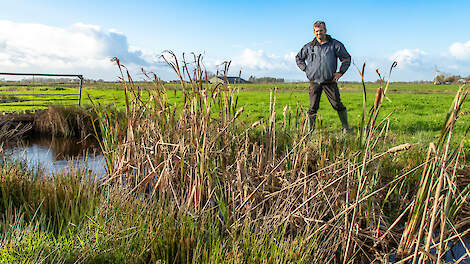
[1,150,468,263]
[0,160,320,263]
[1,56,469,263]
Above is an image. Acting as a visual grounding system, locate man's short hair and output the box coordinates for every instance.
[313,21,326,29]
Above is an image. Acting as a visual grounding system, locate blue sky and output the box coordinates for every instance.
[1,0,469,81]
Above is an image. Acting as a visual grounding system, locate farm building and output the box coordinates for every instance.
[209,76,250,84]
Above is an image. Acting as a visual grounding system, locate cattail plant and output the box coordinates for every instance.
[85,53,469,263]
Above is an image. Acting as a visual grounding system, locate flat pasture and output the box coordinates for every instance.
[2,82,467,144]
[77,82,469,144]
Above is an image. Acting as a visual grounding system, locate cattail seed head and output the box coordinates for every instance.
[387,143,411,154]
[374,87,383,110]
[234,106,244,119]
[251,120,263,128]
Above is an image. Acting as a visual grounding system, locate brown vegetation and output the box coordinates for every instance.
[87,54,469,263]
[0,106,98,139]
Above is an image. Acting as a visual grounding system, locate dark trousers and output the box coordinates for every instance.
[308,81,346,118]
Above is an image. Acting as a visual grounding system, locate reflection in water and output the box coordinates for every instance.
[3,136,106,177]
[388,238,470,263]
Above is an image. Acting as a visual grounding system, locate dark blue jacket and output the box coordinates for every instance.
[296,35,351,83]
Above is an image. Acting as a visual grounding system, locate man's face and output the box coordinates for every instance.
[314,26,327,41]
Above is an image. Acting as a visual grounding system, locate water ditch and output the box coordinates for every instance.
[1,135,106,177]
[388,238,470,263]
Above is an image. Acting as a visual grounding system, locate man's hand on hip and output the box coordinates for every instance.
[333,72,343,82]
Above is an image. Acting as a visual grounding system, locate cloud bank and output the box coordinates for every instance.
[0,20,468,82]
[386,45,470,81]
[224,48,299,79]
[449,40,470,60]
[0,20,165,80]
[228,46,470,82]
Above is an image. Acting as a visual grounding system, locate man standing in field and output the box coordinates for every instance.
[296,21,351,133]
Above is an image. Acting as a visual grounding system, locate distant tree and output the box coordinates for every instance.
[444,75,460,83]
[248,76,285,83]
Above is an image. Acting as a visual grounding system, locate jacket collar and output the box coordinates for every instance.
[312,34,332,46]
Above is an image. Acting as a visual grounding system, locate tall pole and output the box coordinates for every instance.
[78,75,83,106]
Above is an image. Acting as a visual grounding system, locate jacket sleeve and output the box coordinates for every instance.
[295,45,308,72]
[335,41,351,74]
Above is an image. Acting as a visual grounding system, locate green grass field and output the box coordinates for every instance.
[82,81,464,93]
[2,81,468,144]
[78,82,468,145]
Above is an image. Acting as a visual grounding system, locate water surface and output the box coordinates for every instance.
[2,136,106,177]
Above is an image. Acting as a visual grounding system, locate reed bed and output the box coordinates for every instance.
[33,106,98,138]
[88,54,469,263]
[0,120,31,143]
[0,105,98,140]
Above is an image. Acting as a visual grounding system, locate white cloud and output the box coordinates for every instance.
[381,49,438,81]
[233,48,295,71]
[284,51,296,61]
[449,40,470,60]
[222,48,301,79]
[217,43,470,81]
[234,49,272,70]
[390,49,428,68]
[0,20,165,80]
[376,44,470,81]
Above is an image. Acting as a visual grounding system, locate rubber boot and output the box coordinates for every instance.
[308,114,316,134]
[337,109,350,133]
